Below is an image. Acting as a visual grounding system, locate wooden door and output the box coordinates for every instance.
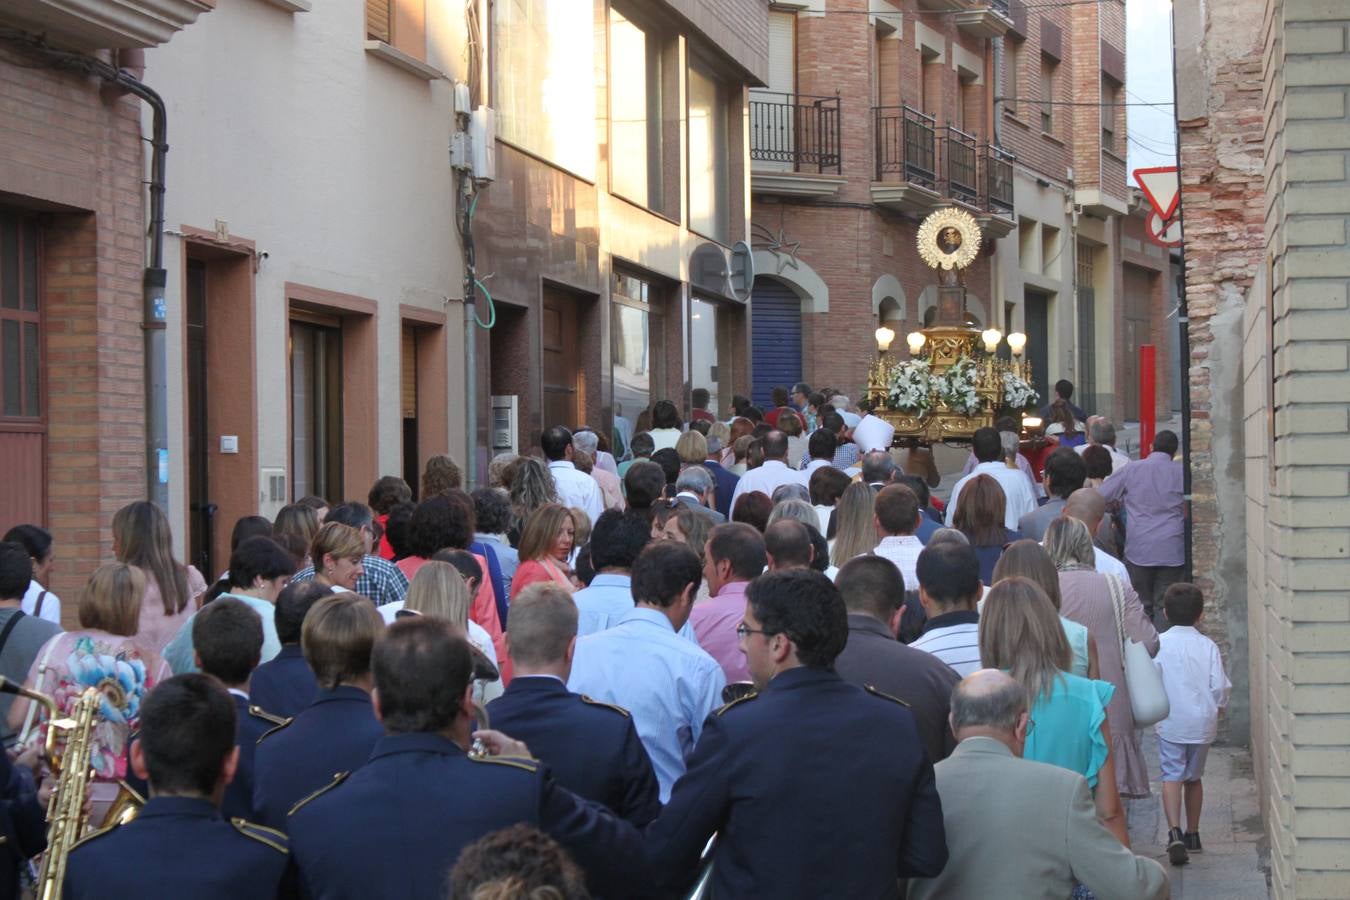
[541,288,580,430]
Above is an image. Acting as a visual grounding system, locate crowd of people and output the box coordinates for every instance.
[0,381,1231,898]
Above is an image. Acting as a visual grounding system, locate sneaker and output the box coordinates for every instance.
[1185,831,1203,853]
[1167,827,1190,865]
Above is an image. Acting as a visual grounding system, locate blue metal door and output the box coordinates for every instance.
[750,277,802,409]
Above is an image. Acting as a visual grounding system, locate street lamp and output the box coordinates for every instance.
[1007,332,1027,356]
[981,328,1003,354]
[906,331,926,356]
[875,326,895,353]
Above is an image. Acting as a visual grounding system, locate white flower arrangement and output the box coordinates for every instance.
[1001,371,1040,411]
[937,356,982,416]
[887,359,933,413]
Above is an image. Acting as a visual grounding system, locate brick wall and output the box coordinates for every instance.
[1000,6,1073,182]
[1255,2,1350,895]
[0,47,148,620]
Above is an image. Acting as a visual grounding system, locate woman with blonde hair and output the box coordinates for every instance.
[1045,515,1159,799]
[508,458,559,545]
[396,561,502,702]
[113,500,207,653]
[509,504,580,599]
[11,562,171,822]
[830,481,877,567]
[992,539,1098,679]
[979,576,1128,846]
[309,522,367,592]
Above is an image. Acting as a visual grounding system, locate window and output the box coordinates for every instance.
[609,4,673,215]
[0,211,40,420]
[689,297,720,414]
[611,270,666,436]
[1040,55,1056,133]
[492,0,596,180]
[1101,77,1119,154]
[366,0,426,60]
[688,60,729,242]
[1006,38,1023,115]
[290,319,344,504]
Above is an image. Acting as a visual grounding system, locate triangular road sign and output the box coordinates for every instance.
[1134,166,1180,221]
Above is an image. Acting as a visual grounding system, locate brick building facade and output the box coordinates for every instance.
[0,1,211,615]
[1181,0,1350,895]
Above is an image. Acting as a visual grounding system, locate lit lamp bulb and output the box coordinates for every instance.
[906,331,926,355]
[981,328,1003,354]
[1007,332,1027,357]
[875,326,896,353]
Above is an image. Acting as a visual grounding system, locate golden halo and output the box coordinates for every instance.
[916,207,982,271]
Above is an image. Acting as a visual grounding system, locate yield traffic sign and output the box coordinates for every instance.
[1134,165,1180,221]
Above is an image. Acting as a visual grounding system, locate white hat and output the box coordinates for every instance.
[852,414,895,453]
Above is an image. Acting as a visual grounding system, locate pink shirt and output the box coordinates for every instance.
[689,580,751,684]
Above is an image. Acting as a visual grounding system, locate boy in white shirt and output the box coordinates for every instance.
[1154,582,1232,866]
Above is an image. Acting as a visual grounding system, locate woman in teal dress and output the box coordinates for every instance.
[992,540,1099,679]
[979,577,1129,847]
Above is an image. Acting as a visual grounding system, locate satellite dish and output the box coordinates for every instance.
[729,241,755,302]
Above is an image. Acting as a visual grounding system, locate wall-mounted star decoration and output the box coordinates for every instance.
[750,223,802,274]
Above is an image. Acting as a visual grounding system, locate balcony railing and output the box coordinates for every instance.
[874,105,937,189]
[984,144,1015,217]
[749,91,842,175]
[943,126,980,207]
[989,0,1011,14]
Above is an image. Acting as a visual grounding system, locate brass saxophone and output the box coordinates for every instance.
[0,677,105,900]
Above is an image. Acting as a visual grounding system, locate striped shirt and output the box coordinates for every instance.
[909,611,981,677]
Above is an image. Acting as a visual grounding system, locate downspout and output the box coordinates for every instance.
[1168,2,1193,580]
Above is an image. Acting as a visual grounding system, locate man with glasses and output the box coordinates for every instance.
[645,569,948,898]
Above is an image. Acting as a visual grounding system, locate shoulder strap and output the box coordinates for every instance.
[19,632,61,747]
[0,610,25,656]
[1106,573,1127,657]
[33,591,46,618]
[471,542,510,630]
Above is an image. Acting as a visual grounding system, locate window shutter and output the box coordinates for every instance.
[366,0,392,43]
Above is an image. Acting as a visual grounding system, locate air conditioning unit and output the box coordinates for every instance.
[259,467,288,520]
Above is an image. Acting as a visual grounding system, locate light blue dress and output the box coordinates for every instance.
[1061,616,1091,677]
[1023,671,1115,788]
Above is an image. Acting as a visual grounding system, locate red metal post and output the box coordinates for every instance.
[1140,344,1157,450]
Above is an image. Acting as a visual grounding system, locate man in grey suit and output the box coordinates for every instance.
[1018,446,1087,541]
[908,669,1170,900]
[673,466,725,524]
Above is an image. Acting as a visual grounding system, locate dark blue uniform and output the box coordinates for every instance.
[223,693,286,822]
[249,644,318,720]
[287,733,645,900]
[487,675,660,825]
[252,685,384,830]
[645,667,948,899]
[0,752,45,900]
[702,459,741,519]
[63,796,292,900]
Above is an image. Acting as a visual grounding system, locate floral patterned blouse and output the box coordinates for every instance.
[11,631,171,784]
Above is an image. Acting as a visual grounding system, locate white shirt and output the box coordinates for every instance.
[946,462,1039,531]
[1154,625,1231,743]
[20,581,61,625]
[872,534,924,592]
[1075,441,1131,473]
[548,460,605,526]
[1093,546,1129,581]
[730,459,807,508]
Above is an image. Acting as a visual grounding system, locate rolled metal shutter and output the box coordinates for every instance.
[750,277,802,409]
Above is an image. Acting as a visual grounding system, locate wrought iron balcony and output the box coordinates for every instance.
[942,126,980,208]
[872,105,942,214]
[983,144,1014,218]
[749,91,846,198]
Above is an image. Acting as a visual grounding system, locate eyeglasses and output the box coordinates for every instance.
[735,622,775,640]
[1025,717,1036,736]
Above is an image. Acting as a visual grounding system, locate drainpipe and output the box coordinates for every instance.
[0,36,172,508]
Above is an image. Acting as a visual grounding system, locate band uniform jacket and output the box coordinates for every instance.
[645,666,948,899]
[286,733,645,900]
[834,613,961,764]
[906,737,1169,900]
[223,692,286,822]
[252,685,384,831]
[249,644,319,720]
[487,676,661,826]
[63,796,293,900]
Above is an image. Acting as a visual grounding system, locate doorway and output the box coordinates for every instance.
[290,319,344,503]
[1024,289,1050,407]
[541,286,581,431]
[185,260,214,576]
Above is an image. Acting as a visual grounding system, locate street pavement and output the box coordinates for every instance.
[1126,731,1271,899]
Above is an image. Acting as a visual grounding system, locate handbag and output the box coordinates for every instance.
[1107,574,1170,727]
